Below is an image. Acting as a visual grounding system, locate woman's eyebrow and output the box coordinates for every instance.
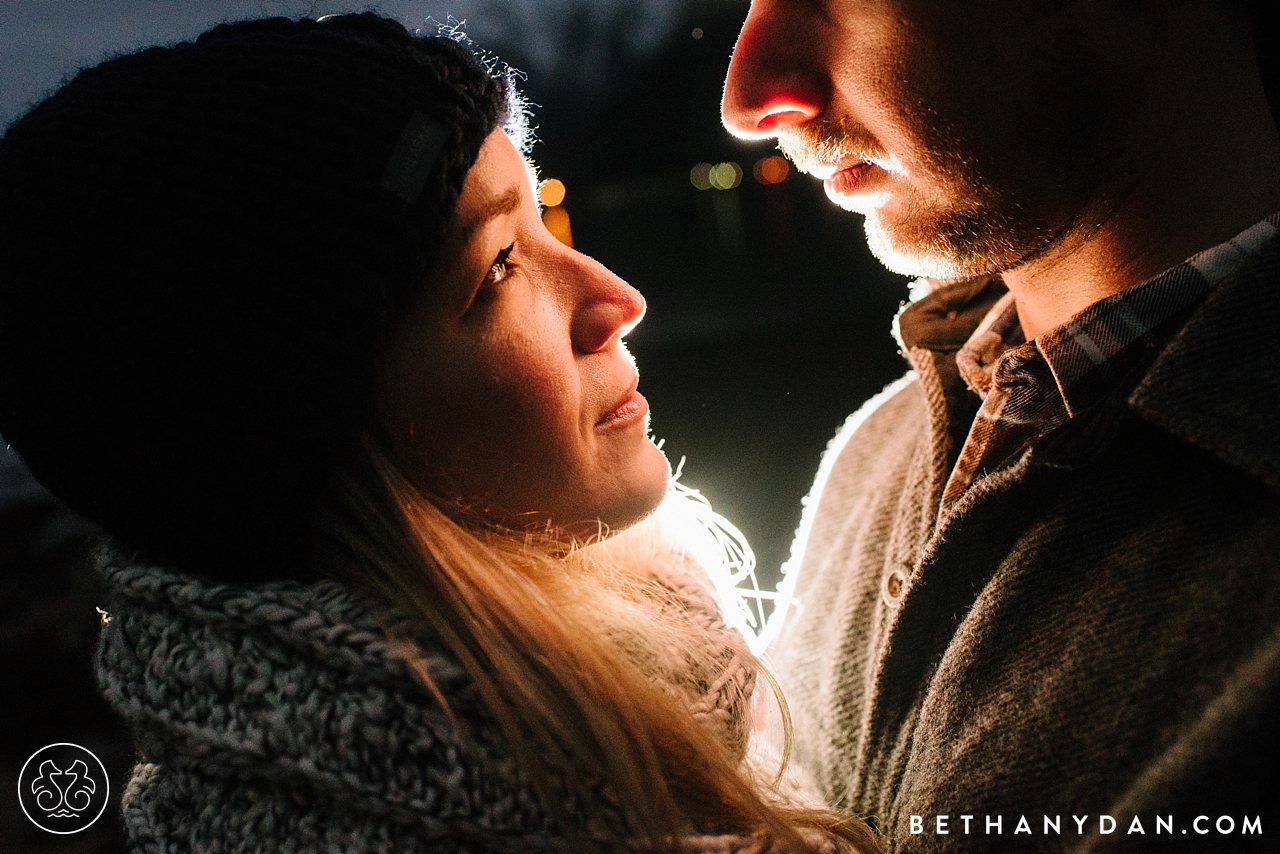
[455,185,523,238]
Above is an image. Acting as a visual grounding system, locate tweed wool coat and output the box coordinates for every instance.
[769,234,1280,853]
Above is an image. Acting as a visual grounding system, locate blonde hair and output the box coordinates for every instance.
[312,432,880,853]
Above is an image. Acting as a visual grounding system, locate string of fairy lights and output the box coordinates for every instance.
[690,154,790,190]
[536,154,791,252]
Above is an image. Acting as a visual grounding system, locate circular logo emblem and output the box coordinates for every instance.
[18,743,110,834]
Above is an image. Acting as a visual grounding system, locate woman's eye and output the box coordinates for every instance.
[464,243,516,315]
[483,244,515,287]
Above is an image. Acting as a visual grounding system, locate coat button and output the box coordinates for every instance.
[881,567,908,607]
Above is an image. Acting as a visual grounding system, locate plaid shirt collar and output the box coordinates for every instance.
[896,213,1280,520]
[955,213,1280,416]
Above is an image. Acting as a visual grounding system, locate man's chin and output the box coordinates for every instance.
[863,213,971,281]
[824,180,876,214]
[862,209,1012,283]
[824,190,967,278]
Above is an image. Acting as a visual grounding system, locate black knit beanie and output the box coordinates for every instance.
[0,14,518,582]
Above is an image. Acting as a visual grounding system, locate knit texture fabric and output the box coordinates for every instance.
[94,539,820,853]
[767,232,1280,853]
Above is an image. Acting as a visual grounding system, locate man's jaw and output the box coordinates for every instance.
[775,127,1004,277]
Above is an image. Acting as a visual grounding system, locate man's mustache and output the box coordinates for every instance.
[777,118,888,174]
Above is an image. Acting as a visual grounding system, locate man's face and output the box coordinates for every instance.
[722,0,1140,281]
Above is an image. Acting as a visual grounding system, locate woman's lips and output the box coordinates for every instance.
[597,390,648,428]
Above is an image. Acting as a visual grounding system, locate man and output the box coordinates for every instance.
[723,2,1280,851]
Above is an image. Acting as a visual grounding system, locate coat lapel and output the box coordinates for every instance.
[1129,233,1280,494]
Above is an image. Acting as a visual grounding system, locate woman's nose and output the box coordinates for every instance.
[570,255,646,355]
[721,0,826,139]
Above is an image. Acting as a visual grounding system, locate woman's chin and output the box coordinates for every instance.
[560,439,672,539]
[609,439,673,531]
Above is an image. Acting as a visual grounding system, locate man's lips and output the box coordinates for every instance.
[802,161,843,180]
[794,153,877,180]
[824,161,876,197]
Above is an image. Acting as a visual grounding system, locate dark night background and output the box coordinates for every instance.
[0,2,910,850]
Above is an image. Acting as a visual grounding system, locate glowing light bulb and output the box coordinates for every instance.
[690,162,713,191]
[538,178,566,207]
[753,155,790,185]
[709,161,742,190]
[542,206,573,247]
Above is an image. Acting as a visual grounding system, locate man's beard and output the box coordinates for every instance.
[865,194,1033,282]
[779,117,1055,282]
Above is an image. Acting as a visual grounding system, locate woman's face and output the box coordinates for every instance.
[375,129,669,534]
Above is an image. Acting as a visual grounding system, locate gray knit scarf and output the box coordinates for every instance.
[95,555,797,853]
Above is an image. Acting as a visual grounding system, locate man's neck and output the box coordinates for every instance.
[1001,22,1280,341]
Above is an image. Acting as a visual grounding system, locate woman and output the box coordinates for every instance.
[0,14,877,853]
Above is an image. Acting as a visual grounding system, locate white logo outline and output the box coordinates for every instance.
[18,743,110,834]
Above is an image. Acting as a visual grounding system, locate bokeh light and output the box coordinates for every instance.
[753,155,790,185]
[690,162,713,190]
[538,177,566,207]
[542,205,574,247]
[709,161,743,190]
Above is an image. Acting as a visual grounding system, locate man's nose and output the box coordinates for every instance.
[570,255,646,355]
[722,1,826,139]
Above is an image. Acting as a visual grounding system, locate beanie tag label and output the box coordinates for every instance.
[380,111,448,205]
